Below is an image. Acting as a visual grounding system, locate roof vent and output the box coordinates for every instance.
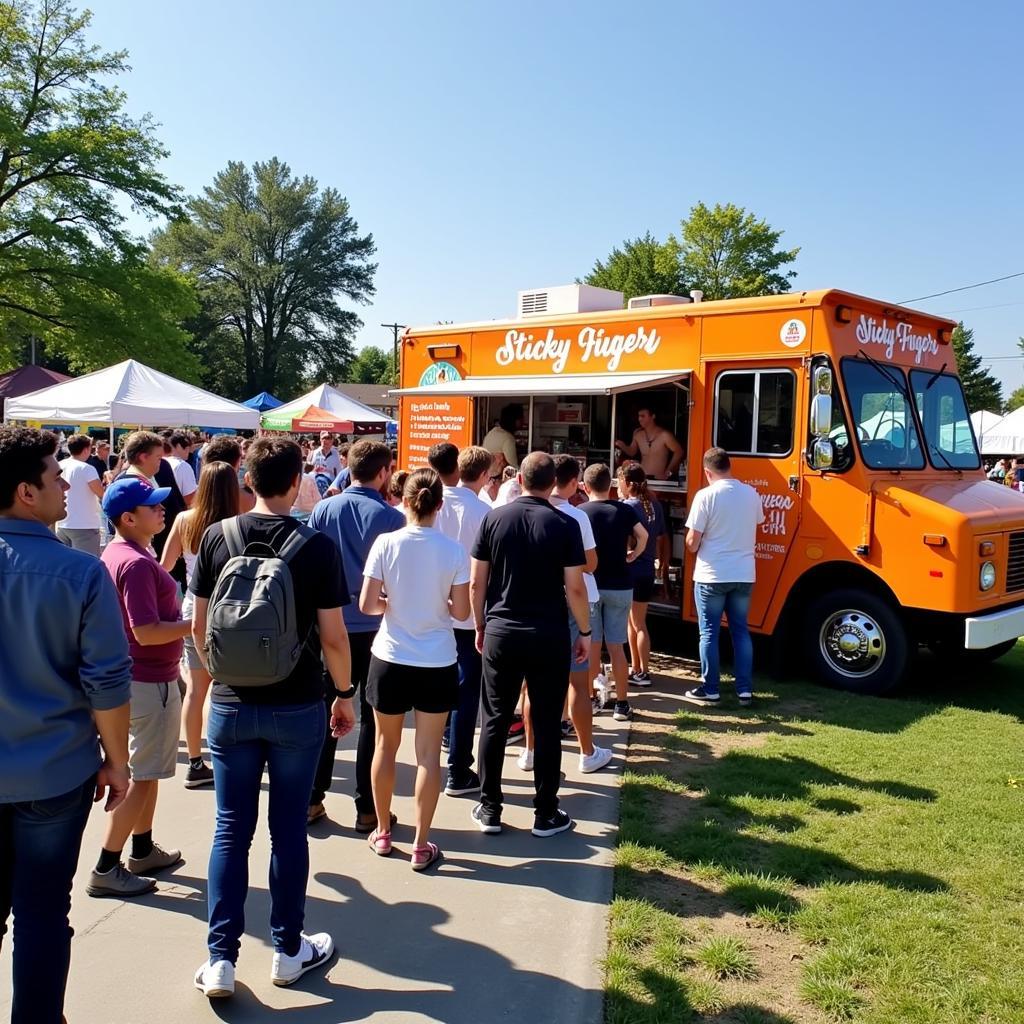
[517,284,623,318]
[627,293,692,310]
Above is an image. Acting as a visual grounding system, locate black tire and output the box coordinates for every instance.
[928,637,1018,664]
[803,588,908,695]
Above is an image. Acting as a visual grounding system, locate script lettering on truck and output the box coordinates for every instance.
[855,315,938,364]
[495,324,661,374]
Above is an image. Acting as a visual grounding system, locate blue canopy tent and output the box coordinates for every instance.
[242,391,283,411]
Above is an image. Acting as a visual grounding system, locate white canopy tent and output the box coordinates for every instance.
[3,359,260,430]
[981,407,1024,456]
[262,383,394,432]
[971,410,1004,446]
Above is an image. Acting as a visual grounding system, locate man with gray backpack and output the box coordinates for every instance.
[188,437,355,998]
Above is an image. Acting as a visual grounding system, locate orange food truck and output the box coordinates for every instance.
[393,285,1024,694]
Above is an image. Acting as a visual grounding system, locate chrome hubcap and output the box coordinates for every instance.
[820,609,886,678]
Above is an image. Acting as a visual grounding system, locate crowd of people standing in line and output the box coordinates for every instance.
[0,418,763,1019]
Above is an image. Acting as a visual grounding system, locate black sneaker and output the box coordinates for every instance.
[560,719,574,738]
[184,762,214,789]
[682,686,721,706]
[471,802,502,834]
[445,770,480,797]
[441,732,450,752]
[629,670,652,687]
[532,809,574,837]
[737,690,753,706]
[613,701,632,722]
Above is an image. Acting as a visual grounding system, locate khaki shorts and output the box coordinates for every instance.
[128,680,182,781]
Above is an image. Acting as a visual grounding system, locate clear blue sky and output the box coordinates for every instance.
[86,0,1024,396]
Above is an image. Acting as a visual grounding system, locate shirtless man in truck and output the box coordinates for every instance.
[615,407,684,481]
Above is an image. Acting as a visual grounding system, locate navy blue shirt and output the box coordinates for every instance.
[0,518,132,802]
[308,485,405,632]
[625,496,665,580]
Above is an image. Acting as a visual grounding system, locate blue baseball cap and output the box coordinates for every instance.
[102,477,172,520]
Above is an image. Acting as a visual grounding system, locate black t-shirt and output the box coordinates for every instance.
[87,455,107,479]
[582,499,641,591]
[190,512,349,705]
[471,496,585,638]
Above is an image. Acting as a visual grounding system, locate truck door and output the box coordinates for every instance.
[686,360,804,629]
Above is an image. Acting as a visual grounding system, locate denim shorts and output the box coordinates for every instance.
[595,589,633,646]
[569,601,600,673]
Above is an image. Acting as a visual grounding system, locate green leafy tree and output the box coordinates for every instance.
[664,202,799,300]
[952,322,1002,412]
[0,0,198,376]
[152,157,376,397]
[1006,386,1024,414]
[582,232,682,302]
[349,344,393,385]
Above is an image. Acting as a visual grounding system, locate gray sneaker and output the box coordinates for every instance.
[87,862,156,898]
[127,842,182,875]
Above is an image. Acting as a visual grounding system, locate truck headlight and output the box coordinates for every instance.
[980,561,997,591]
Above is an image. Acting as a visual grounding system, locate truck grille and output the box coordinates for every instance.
[1009,532,1024,593]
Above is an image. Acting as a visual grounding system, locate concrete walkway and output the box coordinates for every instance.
[1,709,627,1023]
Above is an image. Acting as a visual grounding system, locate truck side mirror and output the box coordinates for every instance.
[810,393,833,436]
[813,365,833,395]
[810,437,834,471]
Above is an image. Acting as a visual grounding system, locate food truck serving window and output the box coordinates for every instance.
[714,369,795,457]
[910,370,981,471]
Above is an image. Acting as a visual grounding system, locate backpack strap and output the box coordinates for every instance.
[222,517,245,559]
[276,523,315,565]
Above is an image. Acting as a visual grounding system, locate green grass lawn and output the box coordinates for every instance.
[606,639,1024,1024]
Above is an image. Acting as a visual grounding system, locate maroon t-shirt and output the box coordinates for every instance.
[101,538,183,682]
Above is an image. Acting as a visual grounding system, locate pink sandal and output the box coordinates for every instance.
[368,829,392,856]
[411,842,442,871]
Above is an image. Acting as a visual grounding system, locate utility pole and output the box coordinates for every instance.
[381,322,407,385]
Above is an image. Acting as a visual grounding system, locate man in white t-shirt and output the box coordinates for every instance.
[429,442,494,796]
[481,404,522,470]
[165,432,198,509]
[311,432,342,481]
[56,434,105,555]
[548,455,613,774]
[683,447,765,707]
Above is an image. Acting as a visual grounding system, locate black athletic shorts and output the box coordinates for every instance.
[366,655,459,715]
[632,576,656,603]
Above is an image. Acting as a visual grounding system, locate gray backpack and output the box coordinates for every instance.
[205,517,315,686]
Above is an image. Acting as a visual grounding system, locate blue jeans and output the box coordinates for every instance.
[0,776,95,1024]
[448,628,482,778]
[694,582,754,695]
[207,700,326,963]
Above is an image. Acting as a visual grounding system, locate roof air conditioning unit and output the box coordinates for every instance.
[627,294,693,309]
[517,284,623,318]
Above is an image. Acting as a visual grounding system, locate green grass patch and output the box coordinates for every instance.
[605,640,1024,1022]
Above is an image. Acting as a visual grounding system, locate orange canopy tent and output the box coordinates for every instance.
[289,405,355,433]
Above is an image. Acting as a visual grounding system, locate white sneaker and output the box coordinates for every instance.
[517,748,534,772]
[194,959,234,998]
[579,745,614,774]
[271,932,335,986]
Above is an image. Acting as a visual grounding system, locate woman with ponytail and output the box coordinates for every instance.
[359,467,470,870]
[617,464,665,686]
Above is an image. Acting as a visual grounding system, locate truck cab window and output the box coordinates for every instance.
[841,360,925,470]
[910,370,981,470]
[715,370,795,456]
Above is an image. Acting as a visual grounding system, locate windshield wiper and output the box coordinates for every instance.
[924,361,948,391]
[928,442,959,472]
[855,348,912,400]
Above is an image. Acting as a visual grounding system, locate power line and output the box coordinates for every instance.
[901,271,1024,304]
[939,299,1024,315]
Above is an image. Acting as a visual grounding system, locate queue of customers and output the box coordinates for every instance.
[0,422,762,1019]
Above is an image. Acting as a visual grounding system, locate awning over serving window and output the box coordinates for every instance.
[390,370,690,398]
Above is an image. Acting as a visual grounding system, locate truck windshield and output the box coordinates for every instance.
[910,370,981,470]
[840,360,925,470]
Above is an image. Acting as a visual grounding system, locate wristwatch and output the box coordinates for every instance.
[335,686,357,699]
[578,629,592,637]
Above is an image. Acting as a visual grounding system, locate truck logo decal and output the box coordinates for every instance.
[855,315,938,364]
[780,319,807,348]
[495,325,661,374]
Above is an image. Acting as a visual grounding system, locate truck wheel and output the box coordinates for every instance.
[805,589,908,695]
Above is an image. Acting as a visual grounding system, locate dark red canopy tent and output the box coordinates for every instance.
[0,365,72,420]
